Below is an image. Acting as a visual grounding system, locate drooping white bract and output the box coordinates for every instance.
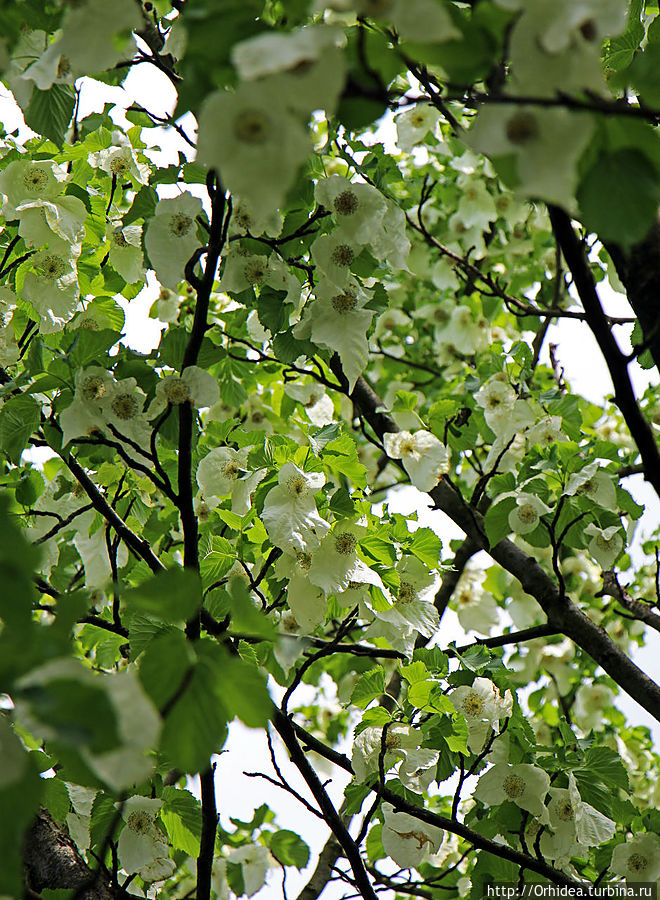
[474,762,550,818]
[73,509,129,589]
[18,38,74,92]
[274,549,327,633]
[526,414,567,447]
[148,366,220,420]
[106,223,144,284]
[92,140,150,186]
[0,159,62,213]
[396,104,441,152]
[541,773,615,861]
[352,724,439,794]
[450,677,513,753]
[466,104,595,209]
[15,194,87,249]
[0,288,18,367]
[145,192,202,290]
[307,521,366,594]
[21,247,80,333]
[508,492,552,536]
[357,0,460,44]
[434,304,490,356]
[610,832,660,883]
[117,796,175,882]
[453,569,500,636]
[584,523,624,570]
[304,277,374,392]
[311,232,364,287]
[232,25,346,116]
[370,200,411,272]
[284,381,335,426]
[366,555,438,654]
[98,377,151,448]
[261,462,329,553]
[197,81,311,219]
[383,429,450,492]
[335,558,389,610]
[196,446,265,517]
[227,844,274,898]
[315,176,386,243]
[45,0,141,79]
[381,802,444,870]
[455,174,498,230]
[572,682,615,732]
[475,376,516,428]
[219,247,299,304]
[60,367,115,447]
[565,462,617,511]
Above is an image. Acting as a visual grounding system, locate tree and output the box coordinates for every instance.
[0,0,659,897]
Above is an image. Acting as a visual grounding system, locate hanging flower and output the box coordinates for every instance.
[508,493,552,536]
[366,556,438,653]
[93,139,150,185]
[466,105,595,209]
[106,222,144,284]
[197,81,311,219]
[60,367,115,447]
[450,677,513,753]
[315,175,386,243]
[227,844,274,898]
[117,796,175,882]
[21,247,80,333]
[16,194,87,249]
[232,25,346,116]
[610,832,660,883]
[453,570,500,635]
[307,521,366,594]
[284,381,335,426]
[584,523,623,570]
[474,763,550,818]
[525,415,567,447]
[475,377,516,430]
[381,802,444,869]
[43,0,141,79]
[261,462,330,552]
[196,446,265,516]
[311,231,364,287]
[275,549,327,633]
[303,277,374,392]
[572,682,614,732]
[396,104,441,152]
[565,461,617,511]
[145,192,202,290]
[541,773,615,860]
[148,366,220,420]
[98,377,151,447]
[370,200,411,271]
[383,430,450,492]
[0,159,62,214]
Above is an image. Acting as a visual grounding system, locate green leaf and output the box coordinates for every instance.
[0,394,41,464]
[0,751,43,896]
[366,822,385,864]
[351,667,385,708]
[160,641,229,773]
[25,84,75,146]
[409,527,442,567]
[123,569,202,623]
[138,630,195,711]
[123,185,158,226]
[577,149,660,246]
[268,830,310,868]
[161,786,202,856]
[200,535,236,586]
[257,286,288,332]
[42,778,71,824]
[272,330,316,364]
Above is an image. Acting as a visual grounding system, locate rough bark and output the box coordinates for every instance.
[24,809,119,900]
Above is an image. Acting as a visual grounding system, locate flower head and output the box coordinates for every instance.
[383,430,450,492]
[261,462,329,552]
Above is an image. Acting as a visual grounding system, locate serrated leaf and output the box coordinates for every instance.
[351,667,385,708]
[124,569,202,623]
[257,286,288,332]
[268,830,310,869]
[123,185,158,226]
[577,149,660,246]
[161,786,202,856]
[25,84,75,146]
[0,394,41,464]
